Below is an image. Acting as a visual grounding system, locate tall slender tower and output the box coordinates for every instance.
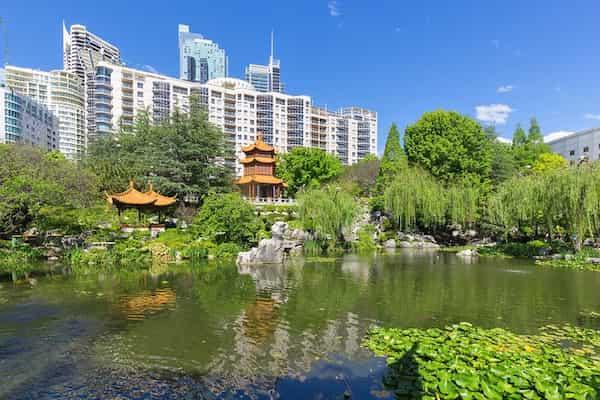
[245,31,283,93]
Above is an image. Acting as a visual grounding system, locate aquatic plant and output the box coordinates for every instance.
[364,322,600,400]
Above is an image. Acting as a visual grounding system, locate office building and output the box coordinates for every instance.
[89,62,377,175]
[245,32,283,93]
[63,23,121,140]
[179,24,228,83]
[0,86,59,150]
[547,128,600,164]
[4,66,86,159]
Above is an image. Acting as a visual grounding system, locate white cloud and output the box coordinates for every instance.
[475,104,513,125]
[328,0,340,17]
[497,85,514,93]
[496,136,512,144]
[584,113,600,121]
[544,131,574,143]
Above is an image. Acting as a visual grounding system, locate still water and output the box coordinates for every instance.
[1,251,599,399]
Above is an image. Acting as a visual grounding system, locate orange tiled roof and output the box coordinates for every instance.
[234,175,287,186]
[241,134,275,153]
[146,183,177,206]
[107,182,176,207]
[240,156,276,164]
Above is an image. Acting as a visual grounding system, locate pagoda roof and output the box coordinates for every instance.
[107,181,176,207]
[234,175,287,187]
[240,156,276,164]
[241,134,275,153]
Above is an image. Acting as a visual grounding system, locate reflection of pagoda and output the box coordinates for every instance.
[234,134,287,199]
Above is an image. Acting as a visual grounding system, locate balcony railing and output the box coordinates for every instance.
[243,197,297,206]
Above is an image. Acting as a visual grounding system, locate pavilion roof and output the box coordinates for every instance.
[107,181,176,207]
[234,175,287,187]
[241,134,275,153]
[240,156,276,164]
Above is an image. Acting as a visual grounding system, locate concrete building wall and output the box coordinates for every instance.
[548,128,600,164]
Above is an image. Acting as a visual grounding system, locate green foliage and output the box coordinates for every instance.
[86,105,234,198]
[353,224,377,254]
[478,240,551,258]
[213,242,242,259]
[338,157,381,197]
[528,117,544,144]
[383,167,479,231]
[195,192,262,247]
[532,153,567,174]
[276,147,343,195]
[0,243,43,277]
[377,123,407,190]
[536,247,600,272]
[488,164,600,249]
[303,239,323,257]
[0,145,99,237]
[298,186,358,248]
[404,110,492,183]
[511,120,551,170]
[364,322,600,400]
[512,124,528,147]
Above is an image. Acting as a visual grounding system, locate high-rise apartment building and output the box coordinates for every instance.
[179,24,228,83]
[245,32,283,93]
[0,86,59,151]
[63,23,121,140]
[90,62,377,175]
[4,66,86,159]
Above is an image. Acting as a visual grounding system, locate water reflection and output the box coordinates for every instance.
[0,253,599,399]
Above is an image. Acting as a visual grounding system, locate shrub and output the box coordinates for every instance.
[354,224,377,254]
[213,243,242,259]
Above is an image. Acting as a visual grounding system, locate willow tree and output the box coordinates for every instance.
[298,185,358,248]
[383,167,479,232]
[488,164,600,249]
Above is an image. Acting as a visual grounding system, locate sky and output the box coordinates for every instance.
[2,0,600,153]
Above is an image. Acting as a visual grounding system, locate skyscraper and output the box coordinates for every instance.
[178,24,227,83]
[4,66,86,159]
[245,32,283,93]
[63,23,121,83]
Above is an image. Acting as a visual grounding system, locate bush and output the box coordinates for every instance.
[214,243,242,259]
[354,224,377,254]
[195,192,263,247]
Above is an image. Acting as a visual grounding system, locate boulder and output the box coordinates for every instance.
[383,239,396,249]
[551,254,564,260]
[457,249,478,257]
[564,254,575,261]
[237,222,302,265]
[585,257,600,264]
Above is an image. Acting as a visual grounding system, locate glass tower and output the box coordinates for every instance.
[178,24,227,83]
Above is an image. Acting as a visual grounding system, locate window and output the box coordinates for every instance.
[584,146,590,153]
[569,150,575,156]
[137,82,143,88]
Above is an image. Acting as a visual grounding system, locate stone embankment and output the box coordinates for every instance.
[237,222,305,265]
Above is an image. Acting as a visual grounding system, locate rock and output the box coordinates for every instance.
[397,241,440,249]
[23,227,39,237]
[551,254,564,260]
[383,239,396,249]
[457,249,478,257]
[465,230,478,238]
[237,222,302,265]
[397,241,414,248]
[421,235,436,243]
[564,254,575,261]
[585,257,600,264]
[285,228,307,241]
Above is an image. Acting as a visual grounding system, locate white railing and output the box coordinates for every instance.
[244,197,297,206]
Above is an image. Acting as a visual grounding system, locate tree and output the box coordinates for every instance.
[512,124,527,147]
[338,156,380,196]
[195,192,262,246]
[377,123,407,189]
[298,185,358,248]
[0,145,99,237]
[403,110,492,183]
[532,153,567,174]
[528,118,543,144]
[277,147,343,195]
[483,125,517,184]
[86,103,234,198]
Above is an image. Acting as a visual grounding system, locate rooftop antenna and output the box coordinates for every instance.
[269,30,274,64]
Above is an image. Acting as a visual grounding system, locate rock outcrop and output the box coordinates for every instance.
[457,249,478,257]
[237,222,304,265]
[395,232,440,249]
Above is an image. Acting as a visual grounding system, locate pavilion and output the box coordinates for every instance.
[106,181,177,223]
[234,134,287,199]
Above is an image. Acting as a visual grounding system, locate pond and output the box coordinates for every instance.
[1,251,599,399]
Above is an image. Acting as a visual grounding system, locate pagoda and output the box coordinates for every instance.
[234,134,287,199]
[107,181,177,221]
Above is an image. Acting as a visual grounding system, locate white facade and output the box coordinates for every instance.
[4,66,86,159]
[547,128,600,164]
[90,62,377,175]
[0,86,59,150]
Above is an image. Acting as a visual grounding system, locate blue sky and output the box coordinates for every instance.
[2,0,600,152]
